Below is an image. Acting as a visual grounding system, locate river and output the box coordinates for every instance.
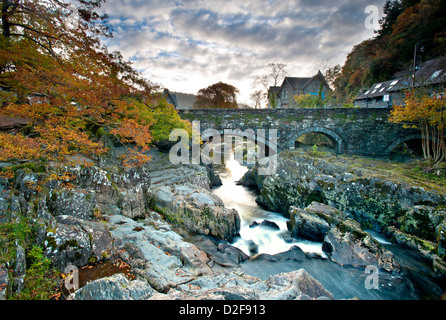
[211,155,446,300]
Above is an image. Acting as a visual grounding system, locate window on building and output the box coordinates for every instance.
[282,90,288,100]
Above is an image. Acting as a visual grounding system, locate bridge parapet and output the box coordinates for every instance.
[178,108,420,157]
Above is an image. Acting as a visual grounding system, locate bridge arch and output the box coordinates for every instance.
[290,127,345,154]
[384,133,423,154]
[200,127,277,157]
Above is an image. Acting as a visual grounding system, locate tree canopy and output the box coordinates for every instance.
[0,0,190,168]
[194,81,239,109]
[328,0,446,103]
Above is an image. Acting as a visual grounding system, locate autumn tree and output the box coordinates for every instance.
[390,90,446,167]
[194,82,239,109]
[0,0,190,168]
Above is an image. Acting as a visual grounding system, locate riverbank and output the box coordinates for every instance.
[239,150,446,276]
[1,147,445,300]
[0,148,336,300]
[212,153,446,300]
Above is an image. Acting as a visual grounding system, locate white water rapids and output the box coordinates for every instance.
[212,154,326,257]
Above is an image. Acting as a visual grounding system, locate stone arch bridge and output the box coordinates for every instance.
[178,108,420,157]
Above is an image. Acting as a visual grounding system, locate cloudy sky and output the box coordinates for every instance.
[100,0,386,105]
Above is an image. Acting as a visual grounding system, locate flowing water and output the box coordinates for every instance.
[212,156,326,258]
[211,155,446,300]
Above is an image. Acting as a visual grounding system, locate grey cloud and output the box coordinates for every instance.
[100,0,387,101]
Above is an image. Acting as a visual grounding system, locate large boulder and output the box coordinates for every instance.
[288,202,401,273]
[190,235,249,268]
[107,214,213,293]
[73,273,154,300]
[45,215,113,270]
[323,226,401,273]
[150,184,240,242]
[288,206,331,242]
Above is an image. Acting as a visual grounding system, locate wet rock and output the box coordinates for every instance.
[323,226,400,273]
[249,246,308,263]
[73,273,154,300]
[260,220,280,230]
[288,206,330,242]
[149,268,334,300]
[249,221,260,228]
[265,269,334,300]
[191,235,249,268]
[249,220,280,230]
[288,202,400,273]
[206,165,223,187]
[246,240,259,255]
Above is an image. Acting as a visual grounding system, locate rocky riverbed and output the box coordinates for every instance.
[1,148,445,300]
[0,148,336,300]
[239,150,446,275]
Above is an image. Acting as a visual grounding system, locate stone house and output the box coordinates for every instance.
[354,56,446,108]
[269,71,331,108]
[353,79,407,108]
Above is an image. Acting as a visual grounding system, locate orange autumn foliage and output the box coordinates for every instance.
[0,0,179,168]
[390,90,446,165]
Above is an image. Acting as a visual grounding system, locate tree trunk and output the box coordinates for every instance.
[2,0,12,37]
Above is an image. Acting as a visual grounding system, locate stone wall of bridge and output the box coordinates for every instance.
[178,108,421,156]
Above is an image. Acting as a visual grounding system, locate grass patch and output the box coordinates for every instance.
[284,150,446,195]
[343,157,446,195]
[0,214,60,300]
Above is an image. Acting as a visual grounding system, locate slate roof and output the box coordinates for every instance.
[172,92,197,110]
[281,71,329,92]
[163,89,198,110]
[268,86,281,96]
[355,57,446,101]
[284,77,313,90]
[355,79,408,100]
